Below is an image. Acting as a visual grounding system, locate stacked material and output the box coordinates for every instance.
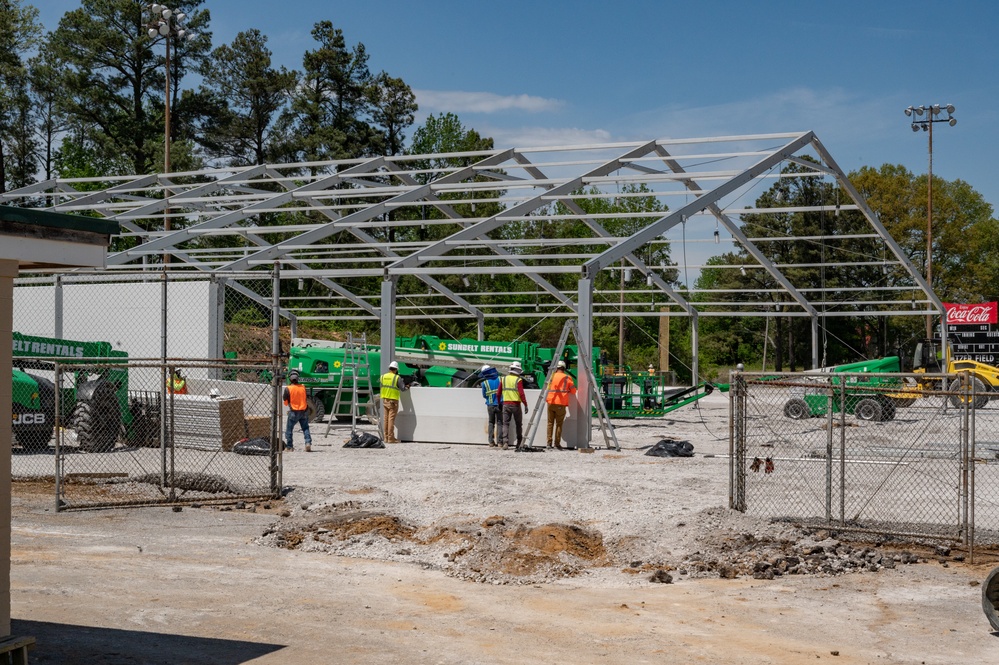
[170,395,245,451]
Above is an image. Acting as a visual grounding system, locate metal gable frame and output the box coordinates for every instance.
[2,133,940,371]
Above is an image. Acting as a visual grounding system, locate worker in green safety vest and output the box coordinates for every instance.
[380,361,407,443]
[500,361,528,450]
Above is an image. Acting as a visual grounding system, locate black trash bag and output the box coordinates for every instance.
[344,431,385,449]
[645,438,694,458]
[233,437,271,456]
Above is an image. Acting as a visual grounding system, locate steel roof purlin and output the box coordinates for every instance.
[3,132,941,336]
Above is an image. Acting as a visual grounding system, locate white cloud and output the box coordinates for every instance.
[486,125,613,149]
[415,90,563,114]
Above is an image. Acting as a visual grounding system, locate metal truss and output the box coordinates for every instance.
[3,133,941,348]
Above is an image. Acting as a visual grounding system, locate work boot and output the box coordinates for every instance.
[305,445,312,452]
[555,444,564,450]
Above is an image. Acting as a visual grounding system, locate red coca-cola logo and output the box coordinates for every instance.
[945,302,998,324]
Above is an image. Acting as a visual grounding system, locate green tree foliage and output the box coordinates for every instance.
[27,42,66,180]
[279,21,377,163]
[368,72,417,157]
[0,0,41,192]
[49,0,211,175]
[193,29,295,166]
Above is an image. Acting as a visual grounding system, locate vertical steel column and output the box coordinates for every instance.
[54,275,63,339]
[690,312,699,384]
[208,275,225,366]
[476,312,485,341]
[577,278,594,448]
[380,277,397,372]
[812,316,820,369]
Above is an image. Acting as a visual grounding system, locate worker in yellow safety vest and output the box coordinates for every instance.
[167,369,188,395]
[500,361,528,450]
[545,360,576,450]
[380,361,408,443]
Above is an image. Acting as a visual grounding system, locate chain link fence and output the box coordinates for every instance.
[11,360,281,510]
[731,370,999,553]
[12,270,295,362]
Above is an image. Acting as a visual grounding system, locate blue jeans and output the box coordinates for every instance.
[285,410,312,448]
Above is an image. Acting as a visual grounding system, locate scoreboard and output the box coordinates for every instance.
[945,302,999,365]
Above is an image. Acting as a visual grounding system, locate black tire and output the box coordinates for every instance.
[74,384,121,453]
[307,395,326,423]
[984,566,999,632]
[854,397,884,422]
[881,398,897,421]
[783,398,810,420]
[949,376,989,410]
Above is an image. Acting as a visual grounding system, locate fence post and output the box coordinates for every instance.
[271,263,282,495]
[208,274,225,374]
[160,271,168,493]
[730,370,746,511]
[961,374,971,545]
[54,362,63,512]
[54,274,63,339]
[825,376,835,521]
[838,379,847,525]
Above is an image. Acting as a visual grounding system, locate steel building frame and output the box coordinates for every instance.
[4,132,941,423]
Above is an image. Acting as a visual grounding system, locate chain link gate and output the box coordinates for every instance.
[731,370,999,553]
[9,360,282,510]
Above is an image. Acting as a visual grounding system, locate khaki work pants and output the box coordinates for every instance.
[546,403,566,448]
[382,398,400,443]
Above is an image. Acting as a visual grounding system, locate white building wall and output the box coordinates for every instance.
[13,280,211,359]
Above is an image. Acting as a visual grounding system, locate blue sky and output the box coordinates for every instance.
[38,1,999,216]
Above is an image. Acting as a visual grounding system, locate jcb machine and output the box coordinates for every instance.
[12,332,135,452]
[913,338,999,409]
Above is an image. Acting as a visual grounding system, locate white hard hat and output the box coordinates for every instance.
[209,388,220,397]
[388,361,399,370]
[509,361,522,372]
[480,365,492,373]
[556,360,566,369]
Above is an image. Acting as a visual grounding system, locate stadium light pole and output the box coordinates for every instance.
[147,4,193,232]
[904,103,956,338]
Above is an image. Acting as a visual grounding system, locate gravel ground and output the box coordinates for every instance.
[11,390,999,663]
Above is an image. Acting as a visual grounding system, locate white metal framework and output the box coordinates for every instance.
[4,132,941,386]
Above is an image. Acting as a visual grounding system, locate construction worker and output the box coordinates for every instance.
[283,370,312,452]
[380,361,407,443]
[500,361,528,450]
[479,365,503,446]
[545,360,576,450]
[167,369,188,395]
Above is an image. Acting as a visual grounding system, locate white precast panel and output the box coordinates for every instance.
[392,387,580,447]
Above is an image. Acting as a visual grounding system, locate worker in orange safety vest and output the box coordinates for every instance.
[283,370,312,452]
[545,360,576,450]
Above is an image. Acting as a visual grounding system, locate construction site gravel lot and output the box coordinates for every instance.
[10,391,999,663]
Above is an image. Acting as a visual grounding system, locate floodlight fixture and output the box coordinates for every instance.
[904,101,957,337]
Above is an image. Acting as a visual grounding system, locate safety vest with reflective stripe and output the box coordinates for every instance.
[381,371,402,400]
[502,374,522,403]
[482,379,500,406]
[284,383,308,411]
[168,376,187,395]
[546,371,576,406]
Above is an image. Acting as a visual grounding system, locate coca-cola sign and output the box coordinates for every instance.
[944,302,998,325]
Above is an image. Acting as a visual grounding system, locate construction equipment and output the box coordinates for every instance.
[781,355,916,422]
[289,333,723,422]
[11,332,142,452]
[912,338,999,409]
